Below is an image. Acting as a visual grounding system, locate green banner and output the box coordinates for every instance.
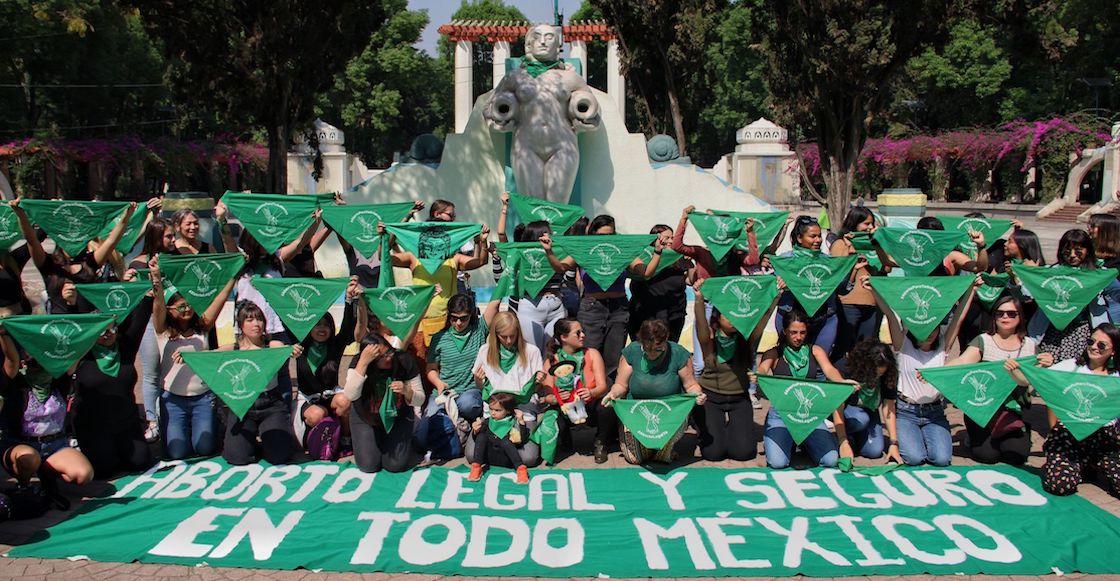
[1019,365,1120,441]
[869,275,973,342]
[715,210,789,252]
[220,192,318,254]
[12,460,1120,577]
[98,204,149,253]
[20,200,131,256]
[552,234,657,290]
[768,253,856,316]
[921,356,1037,427]
[848,232,883,270]
[158,253,245,315]
[509,192,583,233]
[637,246,686,277]
[687,212,743,262]
[496,242,554,298]
[0,313,115,377]
[180,346,293,420]
[383,222,482,274]
[613,393,697,449]
[320,203,415,258]
[250,277,350,341]
[0,204,24,249]
[74,281,151,319]
[362,285,437,339]
[937,216,1013,249]
[873,227,967,276]
[1013,264,1118,331]
[757,374,853,444]
[977,273,1011,309]
[700,276,779,338]
[530,409,561,464]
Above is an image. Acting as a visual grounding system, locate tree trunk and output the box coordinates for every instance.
[266,122,288,194]
[663,59,687,157]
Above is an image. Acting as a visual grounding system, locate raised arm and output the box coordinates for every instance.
[213,201,238,253]
[93,202,138,266]
[278,210,322,263]
[736,221,760,268]
[541,233,576,273]
[943,278,978,350]
[950,231,989,273]
[149,256,168,334]
[457,225,490,270]
[482,297,500,328]
[497,192,510,243]
[692,287,712,350]
[200,277,236,331]
[11,199,46,267]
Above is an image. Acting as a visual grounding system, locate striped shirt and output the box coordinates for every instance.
[427,322,489,394]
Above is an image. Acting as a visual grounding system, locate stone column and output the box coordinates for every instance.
[606,39,625,121]
[454,39,473,133]
[492,40,510,88]
[569,40,588,80]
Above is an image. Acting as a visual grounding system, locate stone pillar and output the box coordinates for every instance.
[731,118,800,205]
[454,39,473,133]
[606,38,625,121]
[568,40,588,80]
[492,40,510,88]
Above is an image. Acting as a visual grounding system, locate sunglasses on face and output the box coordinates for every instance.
[172,304,192,313]
[993,309,1020,319]
[449,314,471,323]
[1087,338,1112,351]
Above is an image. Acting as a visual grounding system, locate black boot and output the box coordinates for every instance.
[593,439,608,464]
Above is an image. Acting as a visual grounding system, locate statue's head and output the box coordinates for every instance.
[525,24,562,62]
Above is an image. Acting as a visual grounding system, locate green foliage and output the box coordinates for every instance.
[570,1,608,91]
[438,0,529,102]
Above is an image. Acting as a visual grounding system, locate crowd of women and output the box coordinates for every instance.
[1,192,1119,510]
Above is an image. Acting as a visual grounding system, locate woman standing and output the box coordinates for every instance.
[542,318,609,462]
[512,219,569,353]
[131,217,178,442]
[830,207,889,362]
[344,333,425,473]
[629,225,693,342]
[1025,230,1109,365]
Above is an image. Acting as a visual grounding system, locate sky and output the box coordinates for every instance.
[409,0,585,55]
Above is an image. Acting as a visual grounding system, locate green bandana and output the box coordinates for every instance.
[757,374,853,444]
[508,192,583,233]
[524,59,562,78]
[383,221,482,274]
[306,341,329,374]
[448,324,474,353]
[374,374,398,432]
[250,277,350,341]
[361,285,437,339]
[75,281,150,319]
[637,247,685,277]
[714,330,738,364]
[976,273,1011,309]
[555,349,585,390]
[320,203,415,258]
[783,345,811,378]
[98,205,149,253]
[937,216,1013,250]
[848,232,883,271]
[179,346,293,420]
[551,234,656,290]
[488,415,516,439]
[921,355,1038,427]
[498,345,519,373]
[19,200,130,256]
[856,381,881,411]
[157,253,244,314]
[495,242,554,298]
[1013,264,1118,331]
[700,275,779,338]
[91,343,121,377]
[220,192,318,254]
[713,210,789,252]
[688,212,744,262]
[0,205,24,250]
[1019,364,1120,441]
[612,393,697,449]
[25,367,55,403]
[769,253,857,316]
[837,457,905,475]
[2,314,115,377]
[873,227,968,276]
[869,275,973,342]
[530,409,561,464]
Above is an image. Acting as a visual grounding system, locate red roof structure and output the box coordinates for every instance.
[436,20,616,43]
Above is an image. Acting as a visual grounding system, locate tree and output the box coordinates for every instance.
[437,0,529,101]
[570,1,608,91]
[130,1,391,193]
[756,0,958,230]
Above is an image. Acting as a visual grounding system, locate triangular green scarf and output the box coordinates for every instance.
[496,242,554,298]
[872,227,967,277]
[976,273,1011,309]
[179,346,293,420]
[783,345,810,378]
[848,232,883,270]
[1,314,115,377]
[1019,364,1120,441]
[857,381,881,411]
[250,276,350,341]
[25,367,55,403]
[555,349,585,390]
[448,323,475,353]
[306,341,329,374]
[1013,264,1118,331]
[637,246,685,277]
[869,275,973,342]
[530,409,561,464]
[373,374,398,432]
[713,210,789,253]
[768,253,857,316]
[714,330,738,364]
[157,253,245,314]
[362,285,437,339]
[837,457,905,475]
[19,200,131,256]
[757,374,853,444]
[0,204,22,250]
[98,204,149,253]
[498,345,519,373]
[688,212,744,261]
[220,192,318,254]
[508,192,583,233]
[921,355,1038,427]
[91,343,121,377]
[488,415,516,439]
[524,59,562,78]
[320,202,415,258]
[700,275,779,338]
[612,393,697,449]
[383,221,482,274]
[937,216,1013,250]
[74,281,151,319]
[551,234,656,290]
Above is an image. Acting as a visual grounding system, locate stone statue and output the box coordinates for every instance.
[484,24,601,204]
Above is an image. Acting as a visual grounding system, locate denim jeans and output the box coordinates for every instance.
[842,405,885,458]
[776,304,839,359]
[139,321,161,423]
[517,293,567,354]
[160,391,217,460]
[577,296,629,380]
[834,304,881,363]
[763,408,839,468]
[423,387,484,422]
[691,301,714,378]
[895,399,952,466]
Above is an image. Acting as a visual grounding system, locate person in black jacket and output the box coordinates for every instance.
[295,281,360,436]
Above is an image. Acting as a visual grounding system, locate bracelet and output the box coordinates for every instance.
[889,439,899,446]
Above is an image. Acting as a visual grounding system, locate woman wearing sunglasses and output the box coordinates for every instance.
[947,296,1054,465]
[541,318,609,462]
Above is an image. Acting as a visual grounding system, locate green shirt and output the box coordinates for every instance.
[622,341,692,399]
[427,322,488,394]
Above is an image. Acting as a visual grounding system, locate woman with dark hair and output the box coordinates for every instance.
[692,282,778,461]
[1002,228,1046,270]
[131,216,178,442]
[1035,323,1120,495]
[171,207,222,255]
[629,225,693,342]
[758,309,854,468]
[948,295,1054,464]
[232,221,320,346]
[294,281,362,447]
[0,200,45,319]
[1088,214,1120,324]
[1025,229,1109,365]
[671,205,761,285]
[510,219,569,353]
[602,319,702,464]
[895,216,988,276]
[344,332,425,473]
[838,339,901,462]
[830,206,890,362]
[542,318,609,462]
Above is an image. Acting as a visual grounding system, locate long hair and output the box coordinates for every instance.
[235,300,271,343]
[1010,229,1045,265]
[301,311,341,387]
[1076,323,1120,373]
[549,317,581,359]
[845,339,898,394]
[428,199,455,220]
[565,216,590,235]
[588,214,615,235]
[840,207,875,236]
[239,229,283,274]
[442,293,478,331]
[170,209,197,238]
[486,311,526,369]
[1090,214,1120,259]
[141,217,173,258]
[986,295,1027,337]
[516,220,552,243]
[1056,229,1096,269]
[777,309,810,348]
[789,215,820,246]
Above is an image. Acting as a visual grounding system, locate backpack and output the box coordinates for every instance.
[0,485,52,521]
[304,416,341,461]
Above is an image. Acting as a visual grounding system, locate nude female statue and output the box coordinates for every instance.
[484,24,601,204]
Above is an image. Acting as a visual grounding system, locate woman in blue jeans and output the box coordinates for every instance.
[872,272,975,466]
[836,339,902,462]
[757,310,854,468]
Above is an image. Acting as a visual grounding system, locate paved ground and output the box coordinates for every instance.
[2,211,1115,580]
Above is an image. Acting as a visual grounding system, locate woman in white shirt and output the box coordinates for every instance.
[469,311,543,467]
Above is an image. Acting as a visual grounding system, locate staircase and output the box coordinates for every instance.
[1040,203,1091,222]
